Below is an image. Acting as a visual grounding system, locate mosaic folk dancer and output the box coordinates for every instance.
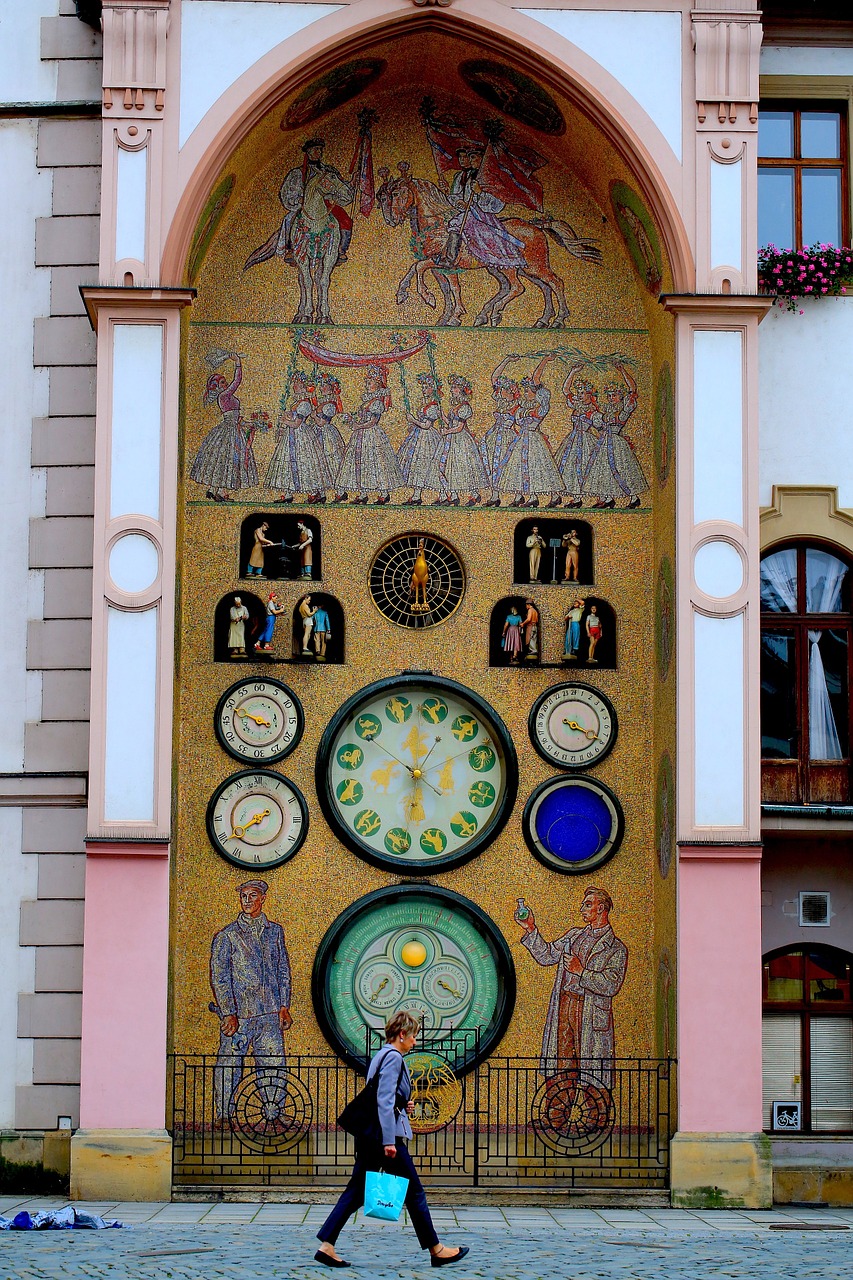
[583,362,648,509]
[398,371,443,506]
[431,374,487,506]
[190,353,258,502]
[557,362,603,507]
[334,365,403,504]
[481,356,520,506]
[499,355,565,508]
[265,370,329,504]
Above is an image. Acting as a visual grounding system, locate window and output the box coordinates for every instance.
[763,947,853,1133]
[760,543,853,805]
[758,104,848,249]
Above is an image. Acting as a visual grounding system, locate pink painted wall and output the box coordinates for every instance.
[678,853,764,1131]
[78,852,170,1129]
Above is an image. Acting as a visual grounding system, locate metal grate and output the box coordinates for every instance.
[169,1052,674,1189]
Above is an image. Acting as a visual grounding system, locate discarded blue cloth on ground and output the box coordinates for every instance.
[0,1206,124,1230]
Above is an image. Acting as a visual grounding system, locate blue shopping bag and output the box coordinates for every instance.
[363,1168,408,1222]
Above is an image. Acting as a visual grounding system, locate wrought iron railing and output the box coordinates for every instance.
[169,1053,674,1188]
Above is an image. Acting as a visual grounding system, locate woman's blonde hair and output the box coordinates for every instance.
[385,1010,420,1042]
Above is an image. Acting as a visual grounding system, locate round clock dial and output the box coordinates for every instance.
[214,678,304,764]
[529,684,617,770]
[206,769,308,869]
[522,775,624,875]
[369,533,465,629]
[312,884,515,1073]
[316,675,517,873]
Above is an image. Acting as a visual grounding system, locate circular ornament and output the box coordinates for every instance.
[522,776,624,875]
[312,884,515,1073]
[528,684,618,770]
[316,675,517,873]
[229,1069,312,1154]
[369,533,465,629]
[405,1050,464,1134]
[214,677,305,764]
[206,769,308,869]
[531,1071,615,1155]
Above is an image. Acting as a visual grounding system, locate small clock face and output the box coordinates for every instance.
[522,775,624,875]
[214,678,304,764]
[316,676,517,873]
[529,684,617,770]
[312,884,515,1073]
[369,533,465,629]
[206,769,308,869]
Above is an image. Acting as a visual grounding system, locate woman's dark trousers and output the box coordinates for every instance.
[317,1140,439,1250]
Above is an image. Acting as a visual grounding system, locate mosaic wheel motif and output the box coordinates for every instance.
[531,1070,615,1156]
[229,1069,312,1154]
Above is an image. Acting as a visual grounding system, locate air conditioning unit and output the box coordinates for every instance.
[799,891,831,927]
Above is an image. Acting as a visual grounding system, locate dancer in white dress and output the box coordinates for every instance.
[482,356,520,507]
[190,354,258,502]
[500,356,565,509]
[265,370,330,504]
[312,373,346,482]
[431,375,487,507]
[334,365,403,505]
[583,363,648,508]
[398,372,443,506]
[556,363,603,508]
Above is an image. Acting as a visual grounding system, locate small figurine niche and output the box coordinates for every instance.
[490,595,542,667]
[561,595,616,668]
[214,591,267,662]
[292,592,345,664]
[239,512,321,582]
[513,518,593,586]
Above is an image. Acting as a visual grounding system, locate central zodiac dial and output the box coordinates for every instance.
[316,675,517,872]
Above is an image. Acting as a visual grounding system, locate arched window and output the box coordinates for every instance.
[760,542,853,804]
[762,946,853,1132]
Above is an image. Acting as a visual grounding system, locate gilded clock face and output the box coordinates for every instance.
[316,675,517,873]
[522,775,624,875]
[369,533,465,629]
[206,769,308,869]
[528,684,617,770]
[312,885,515,1072]
[214,678,304,764]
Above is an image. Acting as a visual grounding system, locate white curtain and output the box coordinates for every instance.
[760,549,797,612]
[806,550,847,761]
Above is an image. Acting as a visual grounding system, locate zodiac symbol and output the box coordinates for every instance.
[355,809,381,835]
[370,761,400,792]
[450,812,477,838]
[420,829,446,854]
[452,716,477,741]
[469,746,495,772]
[339,748,363,769]
[357,716,380,738]
[386,697,410,723]
[469,781,495,807]
[420,699,446,725]
[337,779,361,804]
[385,829,411,854]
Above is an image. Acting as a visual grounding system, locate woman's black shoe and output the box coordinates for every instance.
[431,1247,470,1267]
[314,1250,352,1268]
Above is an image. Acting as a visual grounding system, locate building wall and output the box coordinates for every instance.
[0,0,101,1134]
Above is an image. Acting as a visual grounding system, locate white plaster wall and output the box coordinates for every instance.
[761,47,853,77]
[520,9,683,161]
[0,3,59,105]
[759,299,853,510]
[179,0,342,147]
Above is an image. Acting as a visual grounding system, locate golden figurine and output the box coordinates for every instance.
[410,537,430,613]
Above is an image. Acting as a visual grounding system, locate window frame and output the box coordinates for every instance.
[758,99,850,249]
[763,944,853,1135]
[760,539,853,805]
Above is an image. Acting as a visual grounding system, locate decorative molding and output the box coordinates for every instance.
[760,484,853,554]
[86,838,169,856]
[0,773,88,808]
[661,293,773,318]
[412,0,454,6]
[101,1,170,116]
[693,11,762,129]
[80,286,196,332]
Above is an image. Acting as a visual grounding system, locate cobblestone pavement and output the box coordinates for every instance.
[1,1200,851,1280]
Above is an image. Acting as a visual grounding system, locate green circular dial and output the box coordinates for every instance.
[316,676,517,873]
[312,885,515,1073]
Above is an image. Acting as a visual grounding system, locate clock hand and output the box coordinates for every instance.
[362,735,416,777]
[424,736,492,777]
[235,707,272,728]
[437,978,462,998]
[229,809,271,839]
[561,718,602,741]
[419,735,441,770]
[369,977,389,1004]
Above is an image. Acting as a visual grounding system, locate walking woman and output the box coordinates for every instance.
[315,1011,469,1269]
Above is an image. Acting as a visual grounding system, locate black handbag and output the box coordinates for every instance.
[338,1053,405,1142]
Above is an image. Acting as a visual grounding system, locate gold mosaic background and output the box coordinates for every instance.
[172,32,677,1073]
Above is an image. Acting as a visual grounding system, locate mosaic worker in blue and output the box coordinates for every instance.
[209,880,293,1118]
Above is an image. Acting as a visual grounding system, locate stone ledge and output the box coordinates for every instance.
[670,1131,773,1209]
[71,1129,172,1201]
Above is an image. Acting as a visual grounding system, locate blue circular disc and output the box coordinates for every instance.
[523,776,624,875]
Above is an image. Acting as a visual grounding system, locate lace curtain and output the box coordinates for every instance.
[760,549,847,761]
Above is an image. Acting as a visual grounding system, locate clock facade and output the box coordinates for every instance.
[316,675,517,873]
[206,768,309,869]
[214,677,305,764]
[529,684,618,770]
[312,884,515,1073]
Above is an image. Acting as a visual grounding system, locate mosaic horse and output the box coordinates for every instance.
[379,171,601,328]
